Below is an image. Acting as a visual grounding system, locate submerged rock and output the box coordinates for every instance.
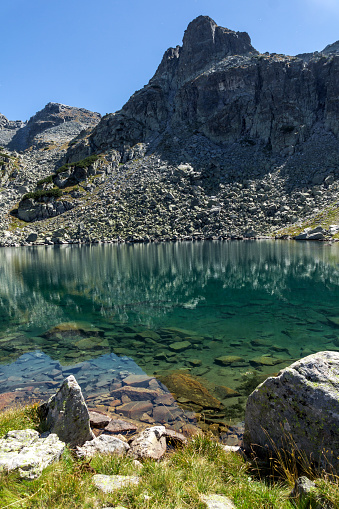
[160,372,223,410]
[244,351,339,472]
[39,375,95,447]
[0,429,65,479]
[214,355,246,366]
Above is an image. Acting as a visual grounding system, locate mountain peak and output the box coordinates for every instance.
[322,40,339,55]
[155,16,257,81]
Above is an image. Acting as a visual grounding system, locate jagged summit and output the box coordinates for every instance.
[181,16,256,70]
[155,15,257,81]
[322,40,339,55]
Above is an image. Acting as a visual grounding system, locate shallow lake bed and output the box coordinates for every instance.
[1,240,339,434]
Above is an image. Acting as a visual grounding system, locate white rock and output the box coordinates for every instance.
[93,474,140,493]
[200,494,237,508]
[76,434,129,458]
[0,430,65,479]
[128,426,167,460]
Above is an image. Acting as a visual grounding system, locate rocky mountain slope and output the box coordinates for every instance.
[1,15,339,246]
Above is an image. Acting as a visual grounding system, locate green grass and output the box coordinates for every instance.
[0,404,40,438]
[1,406,339,508]
[55,155,99,176]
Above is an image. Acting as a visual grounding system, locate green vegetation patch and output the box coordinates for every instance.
[275,201,339,238]
[22,188,63,201]
[55,155,99,175]
[37,175,53,186]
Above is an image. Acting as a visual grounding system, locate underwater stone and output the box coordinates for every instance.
[39,375,95,447]
[169,340,192,352]
[214,355,245,366]
[249,355,285,366]
[160,372,223,410]
[244,351,339,473]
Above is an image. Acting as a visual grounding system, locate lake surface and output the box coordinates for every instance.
[1,240,339,433]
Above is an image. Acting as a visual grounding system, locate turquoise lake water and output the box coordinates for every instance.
[1,240,339,426]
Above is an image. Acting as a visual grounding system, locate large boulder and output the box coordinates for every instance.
[39,375,94,447]
[244,351,339,471]
[0,429,65,479]
[128,426,167,460]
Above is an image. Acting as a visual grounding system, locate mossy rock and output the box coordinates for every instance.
[159,372,223,410]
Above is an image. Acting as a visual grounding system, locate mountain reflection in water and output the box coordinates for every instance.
[0,240,339,427]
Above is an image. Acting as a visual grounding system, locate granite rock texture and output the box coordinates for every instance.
[40,375,95,447]
[76,435,130,458]
[128,426,167,460]
[0,429,65,479]
[244,351,339,472]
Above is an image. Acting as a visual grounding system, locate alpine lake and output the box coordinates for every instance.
[1,240,339,439]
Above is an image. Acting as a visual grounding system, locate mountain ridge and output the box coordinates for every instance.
[0,15,339,245]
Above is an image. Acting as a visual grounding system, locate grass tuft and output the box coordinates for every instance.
[0,404,40,438]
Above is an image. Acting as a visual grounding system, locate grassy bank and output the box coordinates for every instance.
[0,405,338,508]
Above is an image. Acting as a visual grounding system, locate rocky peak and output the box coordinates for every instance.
[155,15,257,82]
[180,15,256,72]
[26,102,101,133]
[322,40,339,55]
[0,113,9,129]
[2,103,101,152]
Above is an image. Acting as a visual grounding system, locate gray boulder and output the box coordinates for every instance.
[39,375,94,447]
[76,434,130,458]
[200,494,237,509]
[128,426,167,460]
[289,476,332,509]
[244,351,339,472]
[0,429,65,479]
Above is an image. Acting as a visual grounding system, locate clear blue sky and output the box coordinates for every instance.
[2,0,339,121]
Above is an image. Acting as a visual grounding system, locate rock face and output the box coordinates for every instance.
[85,14,339,157]
[0,429,65,479]
[17,196,74,222]
[40,375,95,447]
[244,351,339,472]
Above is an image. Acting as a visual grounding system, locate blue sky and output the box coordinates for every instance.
[1,0,339,121]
